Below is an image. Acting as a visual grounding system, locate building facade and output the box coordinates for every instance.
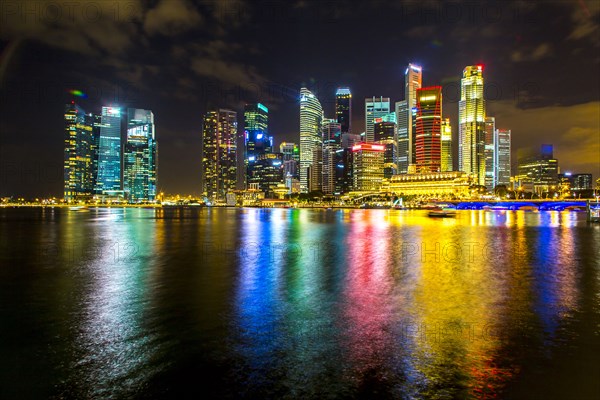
[387,172,472,198]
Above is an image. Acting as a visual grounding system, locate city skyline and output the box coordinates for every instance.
[1,1,598,197]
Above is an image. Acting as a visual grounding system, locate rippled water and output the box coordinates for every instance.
[1,207,599,399]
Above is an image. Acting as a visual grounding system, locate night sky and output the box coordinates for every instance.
[0,0,598,197]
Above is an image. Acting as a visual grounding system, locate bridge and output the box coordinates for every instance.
[442,200,588,211]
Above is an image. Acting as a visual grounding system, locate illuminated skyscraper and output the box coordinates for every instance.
[459,65,486,186]
[336,88,352,134]
[396,63,422,173]
[365,96,390,143]
[374,117,397,178]
[63,102,97,201]
[299,87,323,193]
[310,147,323,193]
[484,116,495,190]
[244,103,272,190]
[494,128,511,187]
[441,118,453,172]
[244,103,271,159]
[124,108,157,202]
[415,86,442,173]
[201,109,238,200]
[95,106,122,194]
[322,118,342,194]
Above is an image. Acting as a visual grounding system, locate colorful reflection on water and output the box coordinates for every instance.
[0,208,598,398]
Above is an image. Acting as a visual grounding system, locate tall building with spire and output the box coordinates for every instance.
[299,87,323,193]
[335,88,352,134]
[415,86,442,173]
[201,109,238,200]
[364,96,390,143]
[124,108,157,202]
[458,65,486,186]
[396,63,422,173]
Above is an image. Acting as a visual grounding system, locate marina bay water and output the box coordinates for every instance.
[1,207,598,398]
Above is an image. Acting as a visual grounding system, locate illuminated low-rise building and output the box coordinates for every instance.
[352,143,385,191]
[516,144,559,195]
[386,172,473,197]
[247,153,283,193]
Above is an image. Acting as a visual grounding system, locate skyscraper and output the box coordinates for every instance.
[335,88,352,134]
[322,119,342,194]
[201,109,238,200]
[365,96,390,143]
[299,87,323,193]
[415,86,442,173]
[374,118,397,178]
[396,63,422,173]
[244,103,271,159]
[458,65,486,186]
[441,118,453,172]
[95,106,122,194]
[484,116,495,190]
[63,102,97,201]
[494,128,511,187]
[124,108,157,202]
[244,103,272,190]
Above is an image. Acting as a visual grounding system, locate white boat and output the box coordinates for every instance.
[428,207,456,218]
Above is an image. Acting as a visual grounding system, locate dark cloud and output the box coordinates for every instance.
[144,0,203,36]
[511,43,553,63]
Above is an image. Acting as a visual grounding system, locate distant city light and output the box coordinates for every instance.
[68,89,87,98]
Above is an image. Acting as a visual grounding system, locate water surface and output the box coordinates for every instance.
[0,207,598,398]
